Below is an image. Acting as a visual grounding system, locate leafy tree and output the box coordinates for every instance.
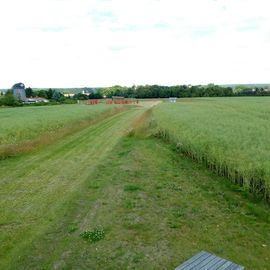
[25,87,34,98]
[234,85,248,94]
[37,90,48,99]
[51,90,61,101]
[0,92,20,106]
[89,92,103,99]
[73,93,88,100]
[47,88,54,99]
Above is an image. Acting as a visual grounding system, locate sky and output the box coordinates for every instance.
[0,0,270,88]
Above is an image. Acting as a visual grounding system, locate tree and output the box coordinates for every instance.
[25,87,34,98]
[52,90,61,101]
[73,93,88,100]
[89,92,103,99]
[47,88,54,99]
[37,90,48,98]
[0,92,20,106]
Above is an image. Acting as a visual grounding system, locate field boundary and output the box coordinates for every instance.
[117,105,270,203]
[0,106,130,160]
[152,125,270,203]
[126,101,161,137]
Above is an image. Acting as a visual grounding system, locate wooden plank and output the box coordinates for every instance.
[207,259,227,270]
[223,264,245,270]
[179,252,212,270]
[207,259,229,270]
[192,254,220,270]
[175,251,245,270]
[217,261,235,270]
[199,257,224,270]
[175,251,208,270]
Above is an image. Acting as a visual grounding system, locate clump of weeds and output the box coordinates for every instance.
[80,227,105,243]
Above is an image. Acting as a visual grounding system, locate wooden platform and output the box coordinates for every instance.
[175,251,245,270]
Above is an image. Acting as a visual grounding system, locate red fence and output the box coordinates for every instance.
[106,99,139,105]
[86,99,100,105]
[86,99,139,105]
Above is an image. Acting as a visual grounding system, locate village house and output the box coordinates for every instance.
[24,97,49,104]
[63,93,75,98]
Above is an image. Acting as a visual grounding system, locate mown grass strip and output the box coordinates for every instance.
[0,107,145,269]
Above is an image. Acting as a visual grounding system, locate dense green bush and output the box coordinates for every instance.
[0,93,21,107]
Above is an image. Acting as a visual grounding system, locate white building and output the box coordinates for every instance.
[169,97,177,103]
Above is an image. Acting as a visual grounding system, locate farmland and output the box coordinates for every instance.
[0,104,121,158]
[0,99,270,269]
[152,97,270,201]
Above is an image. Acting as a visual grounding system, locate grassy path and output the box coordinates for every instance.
[0,107,145,269]
[0,104,270,269]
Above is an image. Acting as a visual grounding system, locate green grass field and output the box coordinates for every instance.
[0,104,121,158]
[0,99,270,269]
[152,97,270,201]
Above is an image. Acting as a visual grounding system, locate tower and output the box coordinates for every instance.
[12,83,26,101]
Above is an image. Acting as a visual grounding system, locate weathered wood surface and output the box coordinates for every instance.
[175,251,245,270]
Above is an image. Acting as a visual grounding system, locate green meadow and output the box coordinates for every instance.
[0,99,269,269]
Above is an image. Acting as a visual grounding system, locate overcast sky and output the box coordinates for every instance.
[0,0,269,88]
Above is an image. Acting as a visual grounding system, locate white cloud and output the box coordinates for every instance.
[0,0,270,88]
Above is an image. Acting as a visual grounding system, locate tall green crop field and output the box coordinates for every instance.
[0,104,120,158]
[152,97,270,200]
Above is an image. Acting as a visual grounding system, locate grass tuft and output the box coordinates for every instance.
[124,185,141,192]
[125,200,136,209]
[68,225,78,234]
[80,227,105,243]
[132,252,145,263]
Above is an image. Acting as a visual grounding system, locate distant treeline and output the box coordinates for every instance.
[100,84,270,98]
[26,88,102,100]
[100,84,233,98]
[32,87,101,95]
[234,86,270,96]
